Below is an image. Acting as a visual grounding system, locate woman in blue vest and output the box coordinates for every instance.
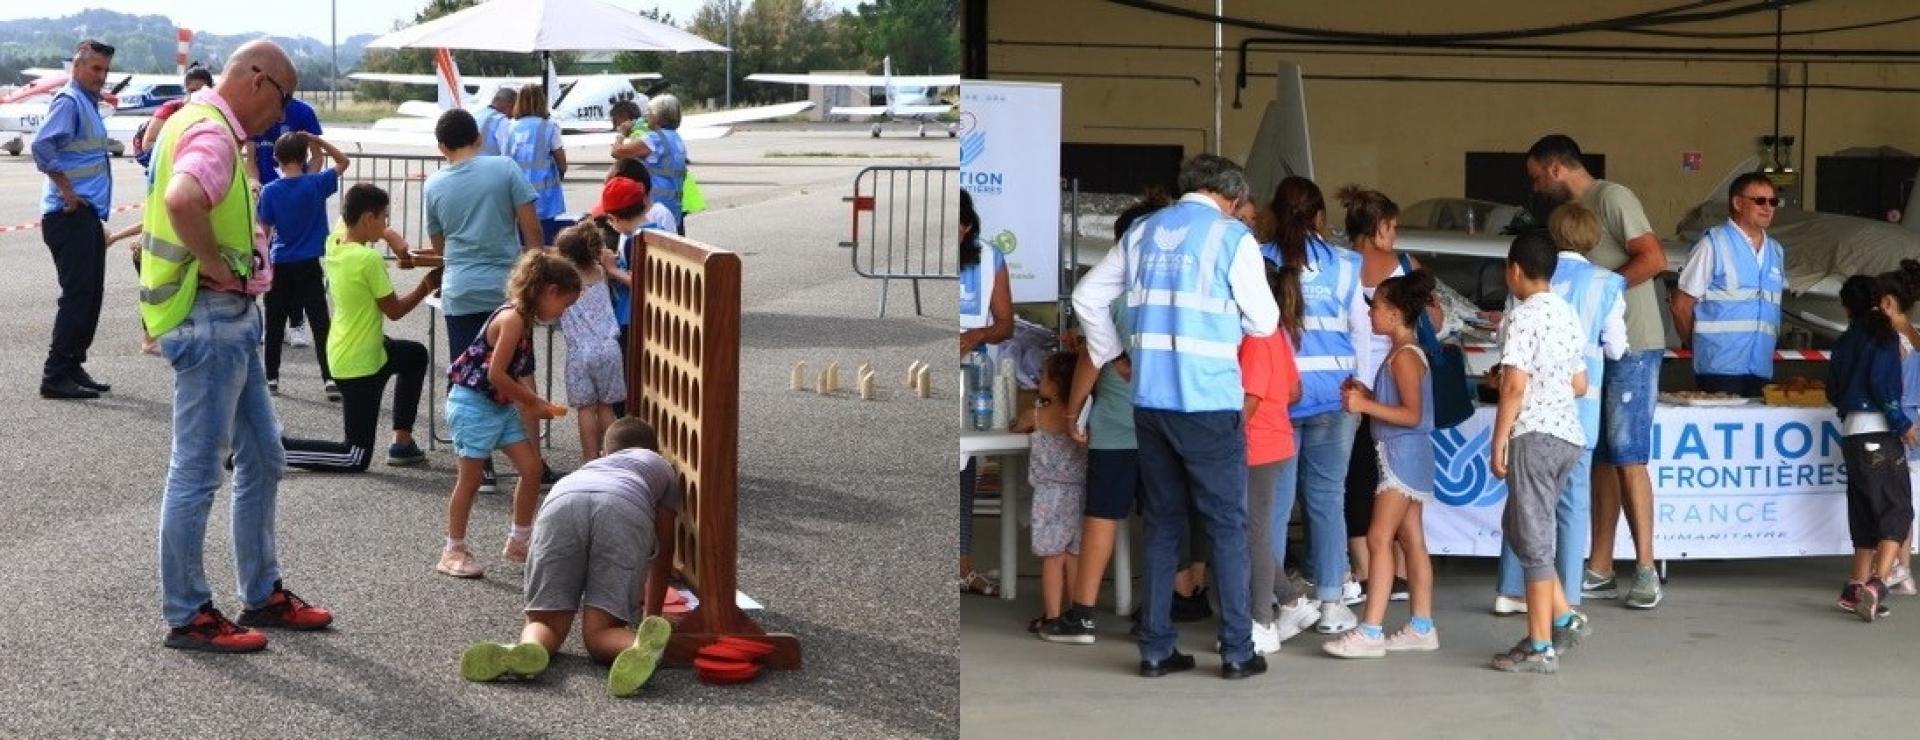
[1261,176,1369,634]
[959,190,1013,596]
[625,94,690,237]
[502,82,568,245]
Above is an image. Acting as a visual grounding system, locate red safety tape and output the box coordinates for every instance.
[1459,345,1830,362]
[0,202,144,234]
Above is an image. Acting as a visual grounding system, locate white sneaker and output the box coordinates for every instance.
[1384,624,1440,652]
[1277,597,1322,643]
[1321,628,1386,659]
[1317,601,1358,634]
[1252,620,1281,655]
[1341,579,1364,606]
[287,324,311,348]
[1890,565,1917,596]
[1493,594,1529,615]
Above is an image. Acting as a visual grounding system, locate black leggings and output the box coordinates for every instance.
[1345,421,1378,537]
[283,339,428,472]
[264,257,331,381]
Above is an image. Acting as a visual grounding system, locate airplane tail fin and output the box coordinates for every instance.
[175,28,192,76]
[1243,61,1314,207]
[544,56,560,108]
[434,48,463,111]
[882,55,893,113]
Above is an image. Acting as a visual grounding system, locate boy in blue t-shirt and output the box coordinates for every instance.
[257,132,350,399]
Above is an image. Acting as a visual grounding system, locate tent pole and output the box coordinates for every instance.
[542,50,553,105]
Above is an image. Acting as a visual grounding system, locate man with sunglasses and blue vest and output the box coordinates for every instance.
[1074,154,1280,680]
[1672,172,1786,399]
[32,39,116,400]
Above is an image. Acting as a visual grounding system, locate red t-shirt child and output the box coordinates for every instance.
[1240,329,1301,465]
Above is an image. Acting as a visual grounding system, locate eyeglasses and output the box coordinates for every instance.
[252,65,292,106]
[1742,195,1783,208]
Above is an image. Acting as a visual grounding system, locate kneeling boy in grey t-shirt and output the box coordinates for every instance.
[461,417,684,697]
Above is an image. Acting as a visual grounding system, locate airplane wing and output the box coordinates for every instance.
[683,101,814,129]
[827,105,890,117]
[887,104,952,116]
[21,67,66,80]
[349,72,661,86]
[747,72,959,88]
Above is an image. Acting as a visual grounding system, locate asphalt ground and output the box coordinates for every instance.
[0,123,958,738]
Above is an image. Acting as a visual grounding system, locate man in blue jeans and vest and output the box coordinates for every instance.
[1671,172,1785,399]
[144,40,334,653]
[1074,154,1280,678]
[32,39,116,400]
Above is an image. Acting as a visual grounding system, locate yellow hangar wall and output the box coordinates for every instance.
[981,0,1920,231]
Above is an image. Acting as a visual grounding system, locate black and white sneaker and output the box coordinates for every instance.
[1040,612,1096,645]
[477,461,499,494]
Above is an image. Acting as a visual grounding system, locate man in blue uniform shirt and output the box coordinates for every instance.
[32,39,117,400]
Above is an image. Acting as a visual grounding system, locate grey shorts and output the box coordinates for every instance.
[1502,433,1583,582]
[524,489,655,625]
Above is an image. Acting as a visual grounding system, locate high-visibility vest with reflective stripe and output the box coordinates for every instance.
[140,102,255,337]
[1124,200,1248,413]
[475,107,507,157]
[1267,235,1361,419]
[645,129,687,219]
[506,116,564,219]
[1551,256,1623,450]
[1692,220,1784,378]
[37,84,113,218]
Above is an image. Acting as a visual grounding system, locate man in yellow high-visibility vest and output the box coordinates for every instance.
[145,40,335,654]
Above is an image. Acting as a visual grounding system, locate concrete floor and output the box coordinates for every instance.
[961,519,1920,739]
[0,123,958,738]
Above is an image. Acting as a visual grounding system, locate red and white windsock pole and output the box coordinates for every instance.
[175,28,193,75]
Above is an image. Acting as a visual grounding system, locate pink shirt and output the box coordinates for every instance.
[169,90,271,294]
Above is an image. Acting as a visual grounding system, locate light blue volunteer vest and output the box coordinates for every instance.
[1123,200,1248,413]
[38,83,112,218]
[1552,255,1624,450]
[475,106,507,157]
[646,129,687,222]
[1692,220,1784,378]
[959,245,1002,330]
[505,116,564,219]
[1263,235,1360,418]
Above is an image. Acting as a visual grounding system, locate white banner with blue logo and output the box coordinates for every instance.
[1428,404,1903,559]
[959,81,1060,304]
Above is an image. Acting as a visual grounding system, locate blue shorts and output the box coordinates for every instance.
[447,385,528,459]
[1084,448,1140,520]
[1597,349,1662,466]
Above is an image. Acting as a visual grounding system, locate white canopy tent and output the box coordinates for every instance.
[366,0,727,100]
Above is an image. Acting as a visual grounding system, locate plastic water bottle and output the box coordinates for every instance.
[966,348,994,431]
[1464,205,1479,235]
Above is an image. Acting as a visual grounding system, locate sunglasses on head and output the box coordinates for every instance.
[1742,195,1783,208]
[252,65,292,106]
[79,40,114,58]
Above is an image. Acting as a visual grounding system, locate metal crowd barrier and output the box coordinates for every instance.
[840,165,960,317]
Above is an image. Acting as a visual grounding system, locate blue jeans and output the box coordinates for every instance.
[1275,411,1357,602]
[1598,349,1661,465]
[1496,449,1593,605]
[157,291,286,627]
[1135,409,1252,663]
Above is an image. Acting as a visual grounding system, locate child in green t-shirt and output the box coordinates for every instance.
[281,184,442,473]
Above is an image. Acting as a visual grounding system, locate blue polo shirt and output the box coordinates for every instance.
[258,169,340,263]
[251,98,323,185]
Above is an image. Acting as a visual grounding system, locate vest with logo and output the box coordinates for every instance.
[505,116,564,219]
[1124,200,1248,413]
[1692,220,1784,378]
[38,84,113,218]
[645,129,687,219]
[959,245,1002,331]
[475,107,508,157]
[139,102,255,337]
[1263,235,1361,419]
[1552,256,1624,450]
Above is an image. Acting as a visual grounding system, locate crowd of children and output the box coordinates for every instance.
[986,160,1920,677]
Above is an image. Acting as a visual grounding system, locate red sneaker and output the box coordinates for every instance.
[237,581,334,631]
[164,603,269,653]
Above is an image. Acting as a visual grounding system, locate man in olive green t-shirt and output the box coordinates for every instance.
[1525,134,1668,610]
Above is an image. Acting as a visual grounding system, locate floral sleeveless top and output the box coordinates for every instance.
[449,304,537,404]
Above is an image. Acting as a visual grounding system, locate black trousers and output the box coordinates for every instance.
[283,339,428,473]
[41,208,106,384]
[264,257,331,381]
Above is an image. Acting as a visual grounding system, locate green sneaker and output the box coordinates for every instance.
[1581,568,1618,600]
[608,615,673,697]
[1626,565,1663,609]
[461,641,550,683]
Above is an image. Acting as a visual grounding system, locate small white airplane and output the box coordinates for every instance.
[747,56,958,138]
[1,70,180,156]
[336,49,811,152]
